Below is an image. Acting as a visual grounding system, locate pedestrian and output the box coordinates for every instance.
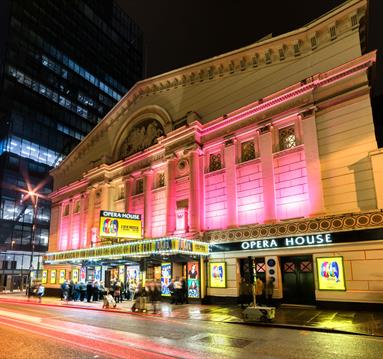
[114,281,121,304]
[62,280,69,302]
[255,277,264,306]
[129,280,136,301]
[180,277,188,304]
[80,281,87,301]
[174,277,182,305]
[86,280,93,302]
[239,277,251,308]
[168,278,175,304]
[93,281,100,301]
[148,281,161,313]
[265,277,275,306]
[102,291,117,309]
[74,281,80,301]
[99,281,105,301]
[37,283,45,303]
[69,280,75,301]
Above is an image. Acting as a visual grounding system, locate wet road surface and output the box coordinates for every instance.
[1,301,383,358]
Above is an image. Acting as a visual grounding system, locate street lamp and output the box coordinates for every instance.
[27,190,39,298]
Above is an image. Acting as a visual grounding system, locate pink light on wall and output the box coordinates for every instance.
[236,162,264,225]
[204,171,227,230]
[59,216,69,251]
[274,150,310,219]
[71,213,80,249]
[151,188,167,237]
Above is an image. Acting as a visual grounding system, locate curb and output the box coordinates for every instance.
[228,319,377,337]
[0,298,161,317]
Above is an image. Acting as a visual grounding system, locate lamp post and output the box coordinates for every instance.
[27,191,39,298]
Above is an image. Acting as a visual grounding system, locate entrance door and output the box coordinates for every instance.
[281,256,315,305]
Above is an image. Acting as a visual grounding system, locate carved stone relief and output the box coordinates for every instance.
[119,119,164,159]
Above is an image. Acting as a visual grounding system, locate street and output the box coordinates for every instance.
[1,302,383,359]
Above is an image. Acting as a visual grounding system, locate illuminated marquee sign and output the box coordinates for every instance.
[44,238,209,263]
[210,234,333,252]
[316,256,346,291]
[99,211,142,240]
[210,228,383,253]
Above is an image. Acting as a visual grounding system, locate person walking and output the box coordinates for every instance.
[180,277,188,304]
[239,277,251,308]
[168,279,175,304]
[37,283,45,303]
[80,281,87,301]
[129,280,136,301]
[255,277,264,306]
[265,277,275,306]
[86,280,93,302]
[114,281,121,304]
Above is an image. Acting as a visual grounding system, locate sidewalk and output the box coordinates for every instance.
[1,292,383,337]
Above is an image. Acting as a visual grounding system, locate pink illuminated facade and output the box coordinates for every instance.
[45,0,383,305]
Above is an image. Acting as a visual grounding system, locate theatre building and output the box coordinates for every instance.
[45,0,383,305]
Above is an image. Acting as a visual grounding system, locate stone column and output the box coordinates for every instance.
[86,186,96,247]
[166,157,177,235]
[143,170,154,238]
[301,109,326,215]
[259,126,276,223]
[100,182,111,211]
[79,194,87,248]
[370,148,383,209]
[224,138,238,228]
[124,176,134,213]
[189,149,202,232]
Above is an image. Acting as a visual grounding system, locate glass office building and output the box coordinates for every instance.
[0,0,144,291]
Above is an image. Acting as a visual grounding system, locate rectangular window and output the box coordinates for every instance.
[209,153,222,172]
[241,141,256,162]
[63,204,69,216]
[136,179,144,194]
[279,126,297,150]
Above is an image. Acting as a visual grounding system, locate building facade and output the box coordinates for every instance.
[0,0,144,291]
[45,0,383,305]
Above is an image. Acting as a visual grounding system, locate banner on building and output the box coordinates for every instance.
[99,211,142,239]
[187,262,200,298]
[209,262,226,288]
[316,256,346,291]
[161,262,172,296]
[94,266,101,281]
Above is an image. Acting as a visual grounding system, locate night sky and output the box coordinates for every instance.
[118,0,346,78]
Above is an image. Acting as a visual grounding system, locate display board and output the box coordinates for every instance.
[59,269,66,284]
[161,262,172,296]
[126,266,140,284]
[209,262,226,288]
[316,256,346,291]
[41,270,47,284]
[72,269,79,283]
[99,211,142,239]
[50,269,57,284]
[187,262,200,298]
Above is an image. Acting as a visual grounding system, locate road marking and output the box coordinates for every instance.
[0,309,42,323]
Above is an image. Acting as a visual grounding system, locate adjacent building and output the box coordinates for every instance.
[0,0,144,291]
[45,0,383,305]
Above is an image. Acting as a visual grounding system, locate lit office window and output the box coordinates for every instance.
[3,135,63,167]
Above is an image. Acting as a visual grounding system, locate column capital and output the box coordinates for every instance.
[299,107,317,120]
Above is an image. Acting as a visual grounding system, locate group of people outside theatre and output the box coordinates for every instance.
[239,277,275,308]
[167,277,188,305]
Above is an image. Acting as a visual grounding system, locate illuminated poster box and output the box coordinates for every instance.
[187,261,200,298]
[209,262,226,288]
[59,269,66,284]
[50,270,57,284]
[161,262,172,296]
[99,211,142,239]
[72,269,79,283]
[42,270,48,284]
[316,256,346,291]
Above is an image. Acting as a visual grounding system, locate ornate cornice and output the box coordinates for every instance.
[51,0,366,177]
[205,210,383,243]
